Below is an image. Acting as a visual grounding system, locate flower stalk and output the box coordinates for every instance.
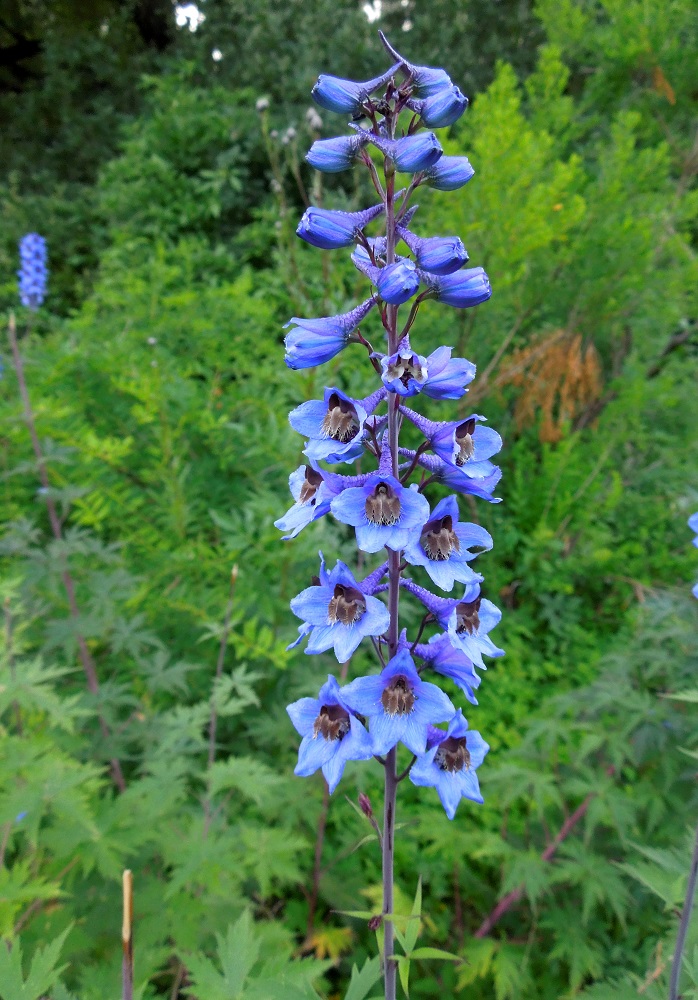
[280,37,503,999]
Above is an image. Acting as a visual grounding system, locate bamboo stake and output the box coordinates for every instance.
[122,870,133,1000]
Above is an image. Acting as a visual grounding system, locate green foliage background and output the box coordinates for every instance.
[0,1,696,997]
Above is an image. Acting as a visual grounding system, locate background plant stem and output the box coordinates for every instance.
[7,312,125,793]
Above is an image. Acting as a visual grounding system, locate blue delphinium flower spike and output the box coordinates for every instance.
[397,225,468,275]
[420,266,492,307]
[410,710,489,818]
[330,437,430,553]
[423,156,475,192]
[289,556,390,661]
[17,233,48,310]
[306,134,370,172]
[408,86,468,128]
[287,675,374,793]
[312,63,401,114]
[297,201,386,249]
[289,386,386,465]
[284,295,377,369]
[382,344,476,400]
[342,648,455,755]
[401,578,504,669]
[414,634,482,704]
[403,494,492,591]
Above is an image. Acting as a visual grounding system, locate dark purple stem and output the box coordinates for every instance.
[382,141,399,1000]
[474,793,594,938]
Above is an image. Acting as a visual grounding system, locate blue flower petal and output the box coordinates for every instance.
[287,696,320,736]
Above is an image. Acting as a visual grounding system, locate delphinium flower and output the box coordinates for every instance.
[17,233,48,310]
[278,35,504,1000]
[690,512,698,598]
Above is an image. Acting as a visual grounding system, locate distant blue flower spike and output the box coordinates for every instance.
[410,709,490,818]
[17,233,48,310]
[408,85,468,128]
[289,385,386,465]
[400,407,502,471]
[404,494,492,591]
[401,577,504,669]
[423,155,475,192]
[382,343,476,400]
[312,62,401,114]
[356,128,443,173]
[289,557,390,662]
[341,648,455,755]
[330,436,430,552]
[414,633,482,704]
[396,224,468,275]
[287,675,374,793]
[284,295,377,369]
[306,134,370,172]
[420,266,491,307]
[378,32,453,97]
[297,201,386,249]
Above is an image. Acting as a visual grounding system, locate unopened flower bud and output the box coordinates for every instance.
[358,792,373,817]
[368,915,383,931]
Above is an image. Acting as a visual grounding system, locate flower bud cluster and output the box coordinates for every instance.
[280,36,503,820]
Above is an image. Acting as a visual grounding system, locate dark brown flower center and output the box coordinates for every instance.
[421,514,460,561]
[385,352,427,389]
[455,597,481,635]
[299,466,323,504]
[381,675,415,716]
[321,392,360,442]
[327,583,367,626]
[435,736,470,772]
[455,418,476,466]
[365,481,401,525]
[313,703,350,741]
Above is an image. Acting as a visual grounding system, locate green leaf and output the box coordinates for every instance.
[407,947,461,961]
[0,926,71,1000]
[343,955,382,1000]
